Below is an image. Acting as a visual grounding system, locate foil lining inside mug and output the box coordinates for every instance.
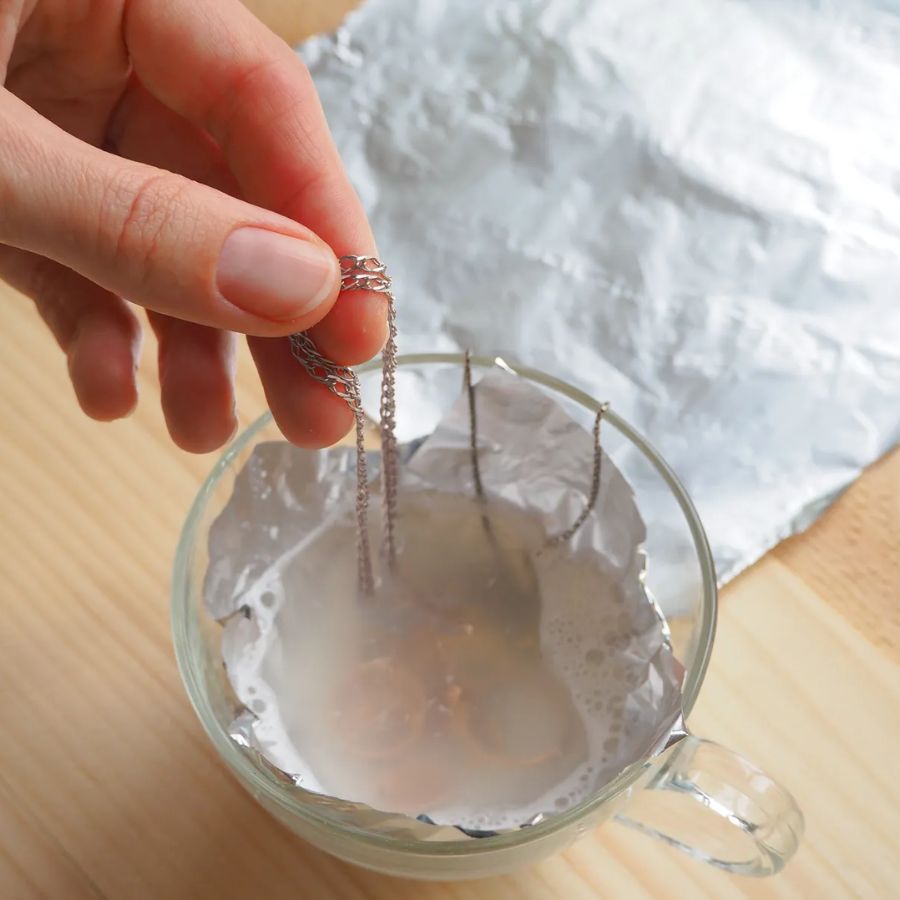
[205,366,685,838]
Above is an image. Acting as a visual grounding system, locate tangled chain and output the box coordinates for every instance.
[288,255,399,596]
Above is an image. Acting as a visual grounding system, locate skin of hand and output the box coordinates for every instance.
[0,0,387,452]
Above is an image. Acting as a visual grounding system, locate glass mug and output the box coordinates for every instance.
[172,354,803,880]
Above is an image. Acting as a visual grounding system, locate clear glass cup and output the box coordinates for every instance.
[172,354,803,880]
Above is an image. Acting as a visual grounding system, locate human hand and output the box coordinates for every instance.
[0,0,385,451]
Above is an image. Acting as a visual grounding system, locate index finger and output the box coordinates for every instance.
[124,0,387,363]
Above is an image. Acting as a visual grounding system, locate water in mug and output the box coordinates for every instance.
[239,491,637,830]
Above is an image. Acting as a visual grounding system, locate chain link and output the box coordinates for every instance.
[376,284,399,571]
[288,255,398,596]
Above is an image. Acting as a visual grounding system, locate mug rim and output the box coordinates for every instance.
[171,352,718,856]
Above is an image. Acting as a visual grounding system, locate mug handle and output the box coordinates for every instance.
[615,733,804,876]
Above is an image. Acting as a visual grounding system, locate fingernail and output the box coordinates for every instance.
[217,227,338,321]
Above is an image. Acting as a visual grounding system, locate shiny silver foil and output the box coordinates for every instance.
[205,366,684,838]
[301,0,900,584]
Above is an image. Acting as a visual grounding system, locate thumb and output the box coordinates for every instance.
[0,90,340,336]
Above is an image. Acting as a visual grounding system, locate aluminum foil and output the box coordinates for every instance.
[300,0,900,584]
[205,366,684,838]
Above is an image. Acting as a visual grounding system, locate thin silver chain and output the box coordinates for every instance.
[355,258,400,571]
[288,255,398,595]
[464,350,486,502]
[464,350,496,542]
[464,350,608,547]
[545,403,609,547]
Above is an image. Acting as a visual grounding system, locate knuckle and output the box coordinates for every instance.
[0,112,49,246]
[104,170,196,282]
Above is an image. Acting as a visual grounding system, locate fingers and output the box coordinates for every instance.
[248,336,354,448]
[0,87,341,337]
[67,304,141,421]
[124,0,389,362]
[0,246,140,421]
[108,83,236,451]
[111,83,237,452]
[111,82,389,368]
[105,81,349,451]
[149,313,238,453]
[108,80,340,448]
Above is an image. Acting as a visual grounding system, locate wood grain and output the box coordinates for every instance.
[775,447,900,661]
[1,2,899,897]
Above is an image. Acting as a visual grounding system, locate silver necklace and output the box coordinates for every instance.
[289,256,398,596]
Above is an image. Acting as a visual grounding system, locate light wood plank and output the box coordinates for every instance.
[775,448,900,661]
[0,778,102,900]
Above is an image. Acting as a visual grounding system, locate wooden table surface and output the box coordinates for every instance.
[2,3,900,898]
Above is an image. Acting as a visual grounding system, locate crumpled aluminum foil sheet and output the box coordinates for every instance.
[300,0,900,583]
[206,367,684,837]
